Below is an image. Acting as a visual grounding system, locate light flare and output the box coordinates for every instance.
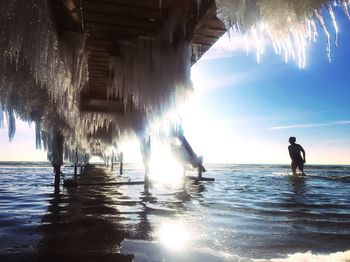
[149,140,184,185]
[157,221,191,252]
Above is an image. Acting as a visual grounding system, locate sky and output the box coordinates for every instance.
[183,10,350,165]
[1,8,350,164]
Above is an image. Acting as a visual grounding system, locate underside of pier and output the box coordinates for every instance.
[0,0,225,171]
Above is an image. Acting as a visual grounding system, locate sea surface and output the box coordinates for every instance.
[0,162,349,261]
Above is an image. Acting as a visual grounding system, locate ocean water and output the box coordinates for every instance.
[0,162,349,261]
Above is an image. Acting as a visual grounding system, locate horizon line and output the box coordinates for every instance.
[0,160,349,166]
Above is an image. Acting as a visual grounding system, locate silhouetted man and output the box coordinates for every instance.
[288,137,306,175]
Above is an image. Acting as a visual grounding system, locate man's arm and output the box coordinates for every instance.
[288,146,293,160]
[300,146,306,163]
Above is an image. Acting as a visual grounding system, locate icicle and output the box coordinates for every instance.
[327,3,339,47]
[5,109,16,141]
[192,44,200,62]
[0,110,3,128]
[310,19,318,42]
[159,0,162,11]
[35,121,42,149]
[340,0,350,20]
[314,9,331,62]
[214,0,348,66]
[196,0,202,18]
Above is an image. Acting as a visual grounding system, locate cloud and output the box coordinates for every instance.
[191,72,242,92]
[269,120,350,130]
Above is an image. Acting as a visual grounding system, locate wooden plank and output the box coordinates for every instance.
[82,91,108,99]
[86,22,154,36]
[86,82,107,87]
[196,28,226,38]
[192,42,211,48]
[87,0,170,10]
[186,1,226,64]
[89,69,110,78]
[88,85,107,90]
[87,83,107,87]
[87,86,107,91]
[193,36,218,45]
[88,31,138,44]
[84,12,162,30]
[90,50,109,57]
[88,61,110,67]
[89,56,109,62]
[76,181,144,186]
[89,73,109,78]
[80,98,125,114]
[86,38,113,48]
[84,0,166,20]
[187,176,215,182]
[86,45,108,52]
[88,76,109,81]
[89,64,108,70]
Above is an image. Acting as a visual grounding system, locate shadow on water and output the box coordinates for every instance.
[34,167,200,262]
[35,167,139,262]
[133,186,153,240]
[288,175,307,202]
[282,174,350,255]
[0,164,203,262]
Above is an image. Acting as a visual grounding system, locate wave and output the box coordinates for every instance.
[121,239,350,262]
[305,174,350,182]
[271,172,350,182]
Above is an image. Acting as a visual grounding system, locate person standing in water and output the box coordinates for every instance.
[288,137,306,175]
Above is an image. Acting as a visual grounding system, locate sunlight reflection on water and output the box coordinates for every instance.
[1,163,350,260]
[157,220,191,252]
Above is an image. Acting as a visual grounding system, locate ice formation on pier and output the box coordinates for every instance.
[1,0,350,164]
[215,0,350,67]
[0,0,192,163]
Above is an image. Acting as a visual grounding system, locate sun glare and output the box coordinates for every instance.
[149,140,184,185]
[157,221,191,252]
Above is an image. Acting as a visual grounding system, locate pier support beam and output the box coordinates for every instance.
[141,136,151,184]
[119,152,123,175]
[51,130,64,191]
[111,152,114,171]
[74,148,78,176]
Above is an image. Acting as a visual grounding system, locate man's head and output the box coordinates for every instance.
[289,136,296,144]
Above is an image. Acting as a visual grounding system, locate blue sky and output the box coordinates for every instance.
[183,10,350,164]
[1,8,350,164]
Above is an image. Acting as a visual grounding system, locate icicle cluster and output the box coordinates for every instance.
[215,0,350,67]
[108,38,192,121]
[3,0,350,164]
[0,0,89,161]
[105,0,194,153]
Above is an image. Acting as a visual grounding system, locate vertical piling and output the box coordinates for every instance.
[74,148,78,176]
[51,130,64,191]
[119,152,123,175]
[141,136,151,184]
[111,152,114,171]
[198,166,203,179]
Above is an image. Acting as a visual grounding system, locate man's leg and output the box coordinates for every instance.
[291,161,297,174]
[299,162,305,174]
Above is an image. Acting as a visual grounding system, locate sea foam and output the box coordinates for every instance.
[121,239,350,262]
